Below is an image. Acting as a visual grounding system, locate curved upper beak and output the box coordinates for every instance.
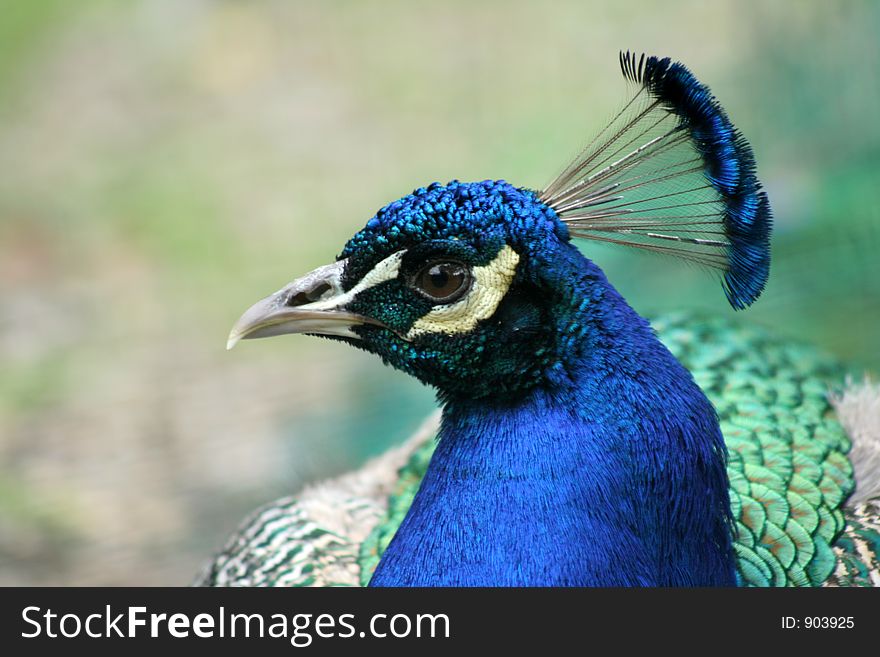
[226,259,381,350]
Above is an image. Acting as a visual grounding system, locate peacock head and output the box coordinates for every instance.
[227,53,772,401]
[228,180,578,399]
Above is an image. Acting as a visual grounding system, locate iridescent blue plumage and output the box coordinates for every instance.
[218,54,823,588]
[356,184,738,584]
[343,181,564,283]
[318,178,738,586]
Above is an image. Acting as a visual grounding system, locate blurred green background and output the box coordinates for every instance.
[0,0,877,585]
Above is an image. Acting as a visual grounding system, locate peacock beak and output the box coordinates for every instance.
[226,259,383,349]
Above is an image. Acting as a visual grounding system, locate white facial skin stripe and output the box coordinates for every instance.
[305,250,406,311]
[407,245,520,339]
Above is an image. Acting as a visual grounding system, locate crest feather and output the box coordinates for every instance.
[541,52,772,309]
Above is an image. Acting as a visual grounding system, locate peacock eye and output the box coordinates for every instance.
[412,261,471,303]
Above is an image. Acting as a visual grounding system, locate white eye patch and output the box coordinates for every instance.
[406,245,520,339]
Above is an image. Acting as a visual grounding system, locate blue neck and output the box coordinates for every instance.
[369,254,736,586]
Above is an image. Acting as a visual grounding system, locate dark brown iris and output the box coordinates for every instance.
[413,261,471,303]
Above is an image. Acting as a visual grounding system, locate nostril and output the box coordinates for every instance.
[286,291,310,307]
[286,282,332,307]
[307,282,332,301]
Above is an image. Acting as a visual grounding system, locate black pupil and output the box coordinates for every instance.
[429,266,450,289]
[420,263,465,300]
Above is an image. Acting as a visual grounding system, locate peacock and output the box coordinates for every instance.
[197,53,880,587]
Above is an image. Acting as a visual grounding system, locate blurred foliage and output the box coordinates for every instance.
[0,0,877,584]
